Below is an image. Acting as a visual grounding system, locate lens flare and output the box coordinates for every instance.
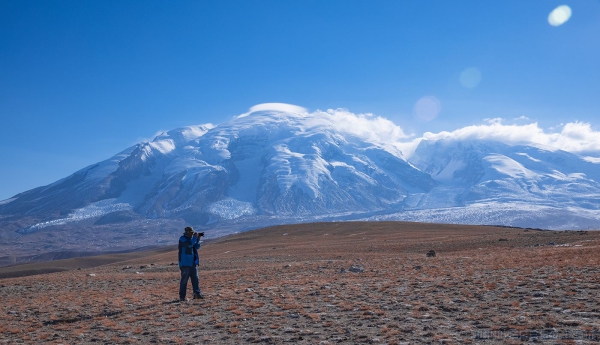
[459,67,482,89]
[548,5,572,26]
[414,96,441,122]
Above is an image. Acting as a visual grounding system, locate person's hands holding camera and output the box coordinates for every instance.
[194,232,205,238]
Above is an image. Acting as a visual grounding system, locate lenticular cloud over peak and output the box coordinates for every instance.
[237,103,308,118]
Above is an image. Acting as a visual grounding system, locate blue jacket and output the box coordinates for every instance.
[178,234,201,267]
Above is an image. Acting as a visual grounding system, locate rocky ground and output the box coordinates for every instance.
[1,221,599,344]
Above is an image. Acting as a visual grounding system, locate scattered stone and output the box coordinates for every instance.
[340,268,347,273]
[499,238,509,242]
[560,320,580,326]
[258,336,273,343]
[245,288,254,293]
[122,266,132,270]
[426,250,436,257]
[413,266,422,270]
[349,265,364,273]
[88,273,96,277]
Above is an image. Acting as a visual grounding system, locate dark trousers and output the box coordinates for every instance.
[179,266,201,299]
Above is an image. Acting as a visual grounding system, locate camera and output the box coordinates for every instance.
[195,231,205,237]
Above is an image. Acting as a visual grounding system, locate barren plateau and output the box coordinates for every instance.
[1,221,599,344]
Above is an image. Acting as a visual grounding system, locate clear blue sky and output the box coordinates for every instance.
[1,0,599,200]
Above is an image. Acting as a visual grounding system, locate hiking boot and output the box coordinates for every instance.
[193,293,205,299]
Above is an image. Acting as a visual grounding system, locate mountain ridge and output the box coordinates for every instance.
[1,107,599,264]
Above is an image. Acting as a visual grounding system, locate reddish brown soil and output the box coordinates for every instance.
[1,221,599,344]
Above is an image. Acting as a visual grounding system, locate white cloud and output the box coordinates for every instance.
[422,122,545,144]
[400,121,600,158]
[316,108,411,143]
[231,105,412,156]
[483,117,503,125]
[234,105,600,161]
[238,103,308,118]
[549,122,600,152]
[582,156,600,164]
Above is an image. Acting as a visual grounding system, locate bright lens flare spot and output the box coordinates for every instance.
[414,96,441,122]
[460,67,482,89]
[548,5,572,26]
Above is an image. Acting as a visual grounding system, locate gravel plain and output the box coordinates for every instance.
[1,221,599,344]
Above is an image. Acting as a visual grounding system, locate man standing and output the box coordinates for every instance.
[178,226,205,301]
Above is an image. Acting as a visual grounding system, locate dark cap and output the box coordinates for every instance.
[184,226,194,233]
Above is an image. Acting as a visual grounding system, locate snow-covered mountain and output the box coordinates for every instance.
[371,139,600,229]
[2,109,434,228]
[1,107,599,264]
